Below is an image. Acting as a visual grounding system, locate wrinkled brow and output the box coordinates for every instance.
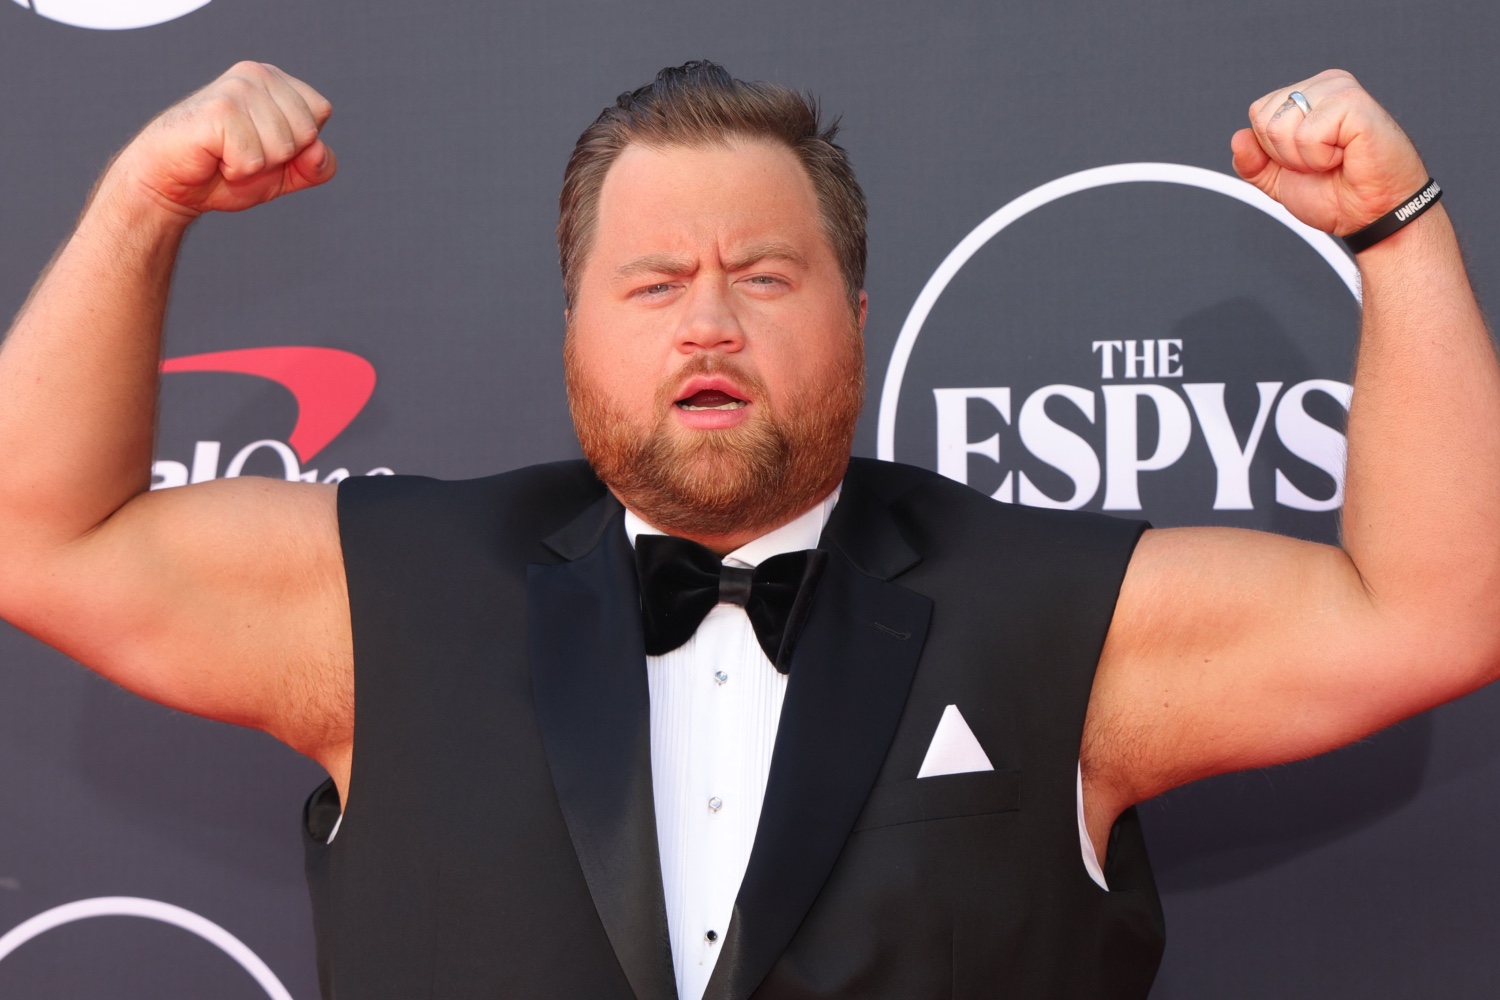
[615,241,808,279]
[723,241,807,272]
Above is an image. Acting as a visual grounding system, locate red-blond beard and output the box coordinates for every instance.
[564,332,865,539]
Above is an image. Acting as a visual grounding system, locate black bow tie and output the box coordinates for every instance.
[634,533,828,673]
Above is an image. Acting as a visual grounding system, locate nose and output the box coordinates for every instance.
[674,279,745,355]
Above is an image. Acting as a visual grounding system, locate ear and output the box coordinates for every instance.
[856,290,868,335]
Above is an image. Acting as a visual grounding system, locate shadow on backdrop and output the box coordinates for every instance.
[1140,714,1431,892]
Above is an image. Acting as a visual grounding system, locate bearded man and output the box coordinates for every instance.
[0,59,1497,1000]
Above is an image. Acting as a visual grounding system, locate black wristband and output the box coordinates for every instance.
[1341,178,1442,254]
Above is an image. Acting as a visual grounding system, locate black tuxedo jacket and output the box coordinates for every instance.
[304,457,1164,999]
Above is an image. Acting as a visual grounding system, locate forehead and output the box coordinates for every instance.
[590,140,829,264]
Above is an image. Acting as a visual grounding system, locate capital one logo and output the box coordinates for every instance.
[152,345,394,490]
[878,162,1362,523]
[10,0,210,30]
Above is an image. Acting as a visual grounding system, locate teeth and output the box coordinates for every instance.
[679,401,748,411]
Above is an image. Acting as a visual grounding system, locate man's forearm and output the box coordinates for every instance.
[0,64,335,570]
[1342,204,1500,649]
[0,174,190,554]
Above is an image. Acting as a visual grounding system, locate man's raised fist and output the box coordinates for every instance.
[107,61,335,221]
[1231,69,1429,238]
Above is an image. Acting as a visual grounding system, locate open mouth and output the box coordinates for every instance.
[676,388,749,412]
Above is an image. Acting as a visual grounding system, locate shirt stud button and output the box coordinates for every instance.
[708,796,723,812]
[714,670,729,685]
[705,929,719,943]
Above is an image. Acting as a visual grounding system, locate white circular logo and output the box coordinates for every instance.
[877,162,1360,464]
[11,0,211,30]
[0,897,295,998]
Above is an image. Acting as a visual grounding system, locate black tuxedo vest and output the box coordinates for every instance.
[303,457,1164,999]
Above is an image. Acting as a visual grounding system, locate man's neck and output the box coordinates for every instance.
[620,484,842,558]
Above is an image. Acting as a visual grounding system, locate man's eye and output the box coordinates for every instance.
[643,283,672,296]
[747,275,781,286]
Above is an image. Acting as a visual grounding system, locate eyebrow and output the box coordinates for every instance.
[616,253,695,279]
[723,240,807,272]
[614,241,808,280]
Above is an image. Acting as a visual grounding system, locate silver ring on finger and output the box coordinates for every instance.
[1288,91,1312,117]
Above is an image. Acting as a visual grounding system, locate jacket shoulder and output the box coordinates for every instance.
[336,460,606,561]
[845,456,1147,545]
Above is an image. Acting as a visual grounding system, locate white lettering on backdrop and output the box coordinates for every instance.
[879,162,1361,515]
[933,369,1350,511]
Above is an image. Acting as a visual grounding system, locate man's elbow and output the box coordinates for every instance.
[1404,607,1500,703]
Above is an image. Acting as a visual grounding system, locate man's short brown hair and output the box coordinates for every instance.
[558,60,867,312]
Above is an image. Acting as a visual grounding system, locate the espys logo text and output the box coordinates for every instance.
[10,0,210,30]
[879,162,1361,515]
[151,346,393,490]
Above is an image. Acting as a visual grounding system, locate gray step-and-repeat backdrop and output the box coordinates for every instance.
[2,1,1497,996]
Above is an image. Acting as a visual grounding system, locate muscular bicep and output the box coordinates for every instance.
[1,476,351,768]
[1082,526,1467,813]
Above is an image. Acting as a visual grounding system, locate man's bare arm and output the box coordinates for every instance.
[1082,71,1500,857]
[0,63,356,796]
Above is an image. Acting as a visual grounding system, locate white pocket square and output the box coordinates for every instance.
[917,704,995,778]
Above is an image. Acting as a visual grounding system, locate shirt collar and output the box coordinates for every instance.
[622,483,842,569]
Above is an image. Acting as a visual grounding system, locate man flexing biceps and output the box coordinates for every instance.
[1084,69,1500,854]
[0,63,354,795]
[0,60,1496,997]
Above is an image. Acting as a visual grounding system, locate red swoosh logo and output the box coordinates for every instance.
[160,347,377,463]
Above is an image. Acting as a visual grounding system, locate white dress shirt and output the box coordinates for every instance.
[625,487,840,1000]
[624,486,1108,1000]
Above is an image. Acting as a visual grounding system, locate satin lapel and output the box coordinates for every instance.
[530,503,677,1000]
[705,477,932,1000]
